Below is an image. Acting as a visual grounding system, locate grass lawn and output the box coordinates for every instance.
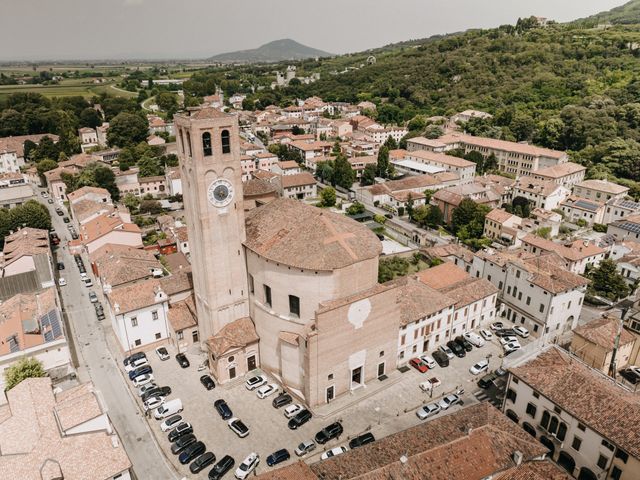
[0,80,137,99]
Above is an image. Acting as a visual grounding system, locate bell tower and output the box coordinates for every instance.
[174,107,249,344]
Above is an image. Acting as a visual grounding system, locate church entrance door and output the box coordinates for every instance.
[247,355,256,371]
[351,366,363,389]
[229,366,236,380]
[326,386,334,403]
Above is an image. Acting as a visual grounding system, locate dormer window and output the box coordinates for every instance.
[221,129,231,154]
[202,132,212,156]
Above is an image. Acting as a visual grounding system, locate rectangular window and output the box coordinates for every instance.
[602,439,615,451]
[134,339,141,346]
[611,466,622,480]
[264,285,272,307]
[615,449,629,463]
[249,275,254,294]
[518,292,522,301]
[571,436,582,452]
[288,295,300,317]
[526,296,531,305]
[539,303,545,313]
[131,317,138,327]
[577,423,586,432]
[177,330,184,340]
[597,455,609,470]
[507,286,512,295]
[526,402,537,418]
[152,310,159,320]
[506,388,517,403]
[155,332,161,340]
[498,281,503,289]
[401,335,406,345]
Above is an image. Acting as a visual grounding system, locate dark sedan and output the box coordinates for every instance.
[189,451,216,474]
[314,422,343,444]
[266,449,290,467]
[208,455,235,480]
[272,392,292,409]
[168,422,193,442]
[349,432,375,449]
[454,335,473,352]
[176,353,190,368]
[141,386,171,403]
[288,409,312,430]
[214,399,232,420]
[179,441,206,465]
[446,340,465,358]
[200,375,215,390]
[171,434,196,455]
[128,365,152,380]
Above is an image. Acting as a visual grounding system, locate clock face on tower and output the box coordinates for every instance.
[207,178,234,208]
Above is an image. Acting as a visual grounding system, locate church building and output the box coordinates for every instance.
[175,107,401,406]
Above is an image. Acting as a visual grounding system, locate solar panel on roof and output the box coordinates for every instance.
[574,200,599,211]
[618,200,640,209]
[41,309,62,342]
[621,222,640,234]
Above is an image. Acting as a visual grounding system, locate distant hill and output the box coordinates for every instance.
[208,39,332,64]
[574,0,640,25]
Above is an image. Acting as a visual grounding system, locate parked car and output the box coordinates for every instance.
[284,404,303,419]
[137,382,158,397]
[128,365,152,380]
[499,336,519,346]
[288,409,312,430]
[160,414,182,432]
[143,396,164,411]
[495,328,516,338]
[70,230,79,240]
[189,451,215,474]
[419,355,437,369]
[171,434,196,454]
[175,353,190,368]
[200,375,215,390]
[432,350,449,368]
[272,391,292,408]
[55,208,63,216]
[439,344,455,359]
[416,403,441,420]
[447,340,465,358]
[480,329,493,340]
[349,432,375,449]
[179,441,206,465]
[513,326,530,338]
[321,446,347,460]
[620,366,640,384]
[503,342,521,354]
[454,336,473,352]
[419,377,442,393]
[463,332,485,347]
[63,216,70,223]
[88,291,98,303]
[256,384,278,399]
[266,449,290,467]
[94,303,105,320]
[228,417,249,438]
[409,358,429,373]
[490,322,504,331]
[154,398,183,419]
[123,352,146,367]
[155,346,170,360]
[494,367,508,377]
[438,394,461,410]
[83,278,93,287]
[314,422,343,444]
[294,440,316,457]
[208,455,235,480]
[133,373,154,388]
[235,452,259,478]
[478,373,497,389]
[245,375,267,390]
[47,198,54,204]
[469,360,489,376]
[168,422,193,442]
[214,399,232,420]
[58,277,67,286]
[56,262,65,270]
[125,356,149,372]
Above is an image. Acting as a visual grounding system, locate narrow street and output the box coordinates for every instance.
[42,192,177,480]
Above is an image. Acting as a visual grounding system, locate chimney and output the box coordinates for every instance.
[512,450,524,466]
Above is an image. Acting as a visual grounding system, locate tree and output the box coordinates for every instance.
[451,198,479,233]
[406,194,415,220]
[7,200,51,231]
[376,146,390,178]
[319,187,336,207]
[360,163,377,186]
[4,357,46,390]
[139,199,163,215]
[411,205,429,226]
[346,202,365,216]
[426,205,444,227]
[384,136,398,150]
[589,259,630,301]
[107,112,149,147]
[156,92,179,117]
[36,158,58,177]
[122,193,140,213]
[333,154,356,189]
[138,155,163,177]
[63,162,120,201]
[79,107,102,129]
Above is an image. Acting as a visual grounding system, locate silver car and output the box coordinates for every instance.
[438,394,460,410]
[294,440,316,457]
[416,403,441,420]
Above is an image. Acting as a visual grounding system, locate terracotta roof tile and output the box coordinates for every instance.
[168,296,197,331]
[573,316,636,349]
[207,317,259,357]
[390,276,455,326]
[281,172,316,188]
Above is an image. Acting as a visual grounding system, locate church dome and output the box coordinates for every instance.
[244,198,381,271]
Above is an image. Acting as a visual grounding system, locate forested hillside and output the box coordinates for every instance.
[575,0,640,26]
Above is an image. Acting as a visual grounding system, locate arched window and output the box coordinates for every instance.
[186,131,192,157]
[221,129,231,154]
[202,132,212,156]
[179,130,185,154]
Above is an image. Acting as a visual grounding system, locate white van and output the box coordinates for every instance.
[154,398,183,419]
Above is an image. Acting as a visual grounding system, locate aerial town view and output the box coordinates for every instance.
[1,0,640,479]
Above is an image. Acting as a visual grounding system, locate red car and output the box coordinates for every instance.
[410,358,429,373]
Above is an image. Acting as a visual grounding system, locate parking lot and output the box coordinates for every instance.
[123,327,530,478]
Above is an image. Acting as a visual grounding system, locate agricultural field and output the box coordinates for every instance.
[0,78,138,99]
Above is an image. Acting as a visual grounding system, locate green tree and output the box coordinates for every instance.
[333,154,356,189]
[107,112,149,147]
[360,163,377,186]
[63,163,120,201]
[122,193,140,213]
[451,198,479,233]
[4,357,46,390]
[139,199,163,215]
[406,193,415,220]
[589,259,630,301]
[376,145,390,178]
[156,92,179,116]
[426,205,444,227]
[319,187,336,207]
[138,155,163,177]
[411,205,429,226]
[36,158,58,177]
[346,202,365,215]
[79,107,102,129]
[7,200,51,232]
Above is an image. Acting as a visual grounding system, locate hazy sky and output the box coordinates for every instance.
[0,0,627,61]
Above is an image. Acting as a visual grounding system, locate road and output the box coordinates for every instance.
[41,192,177,480]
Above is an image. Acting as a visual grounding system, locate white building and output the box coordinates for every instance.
[573,179,629,203]
[504,346,640,480]
[106,278,171,351]
[512,177,571,211]
[472,249,588,340]
[79,127,99,152]
[520,236,606,275]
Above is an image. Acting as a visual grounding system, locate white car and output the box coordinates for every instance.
[125,357,149,372]
[499,336,519,346]
[416,402,441,420]
[490,322,504,331]
[235,452,260,479]
[284,403,304,419]
[143,395,164,411]
[504,342,521,354]
[321,446,347,460]
[513,326,530,338]
[155,346,170,360]
[480,329,493,340]
[438,394,461,410]
[58,277,67,286]
[439,345,454,359]
[245,375,267,390]
[256,383,278,399]
[419,355,437,369]
[419,377,441,392]
[159,414,183,432]
[133,373,154,387]
[463,332,485,347]
[469,360,489,375]
[228,417,250,438]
